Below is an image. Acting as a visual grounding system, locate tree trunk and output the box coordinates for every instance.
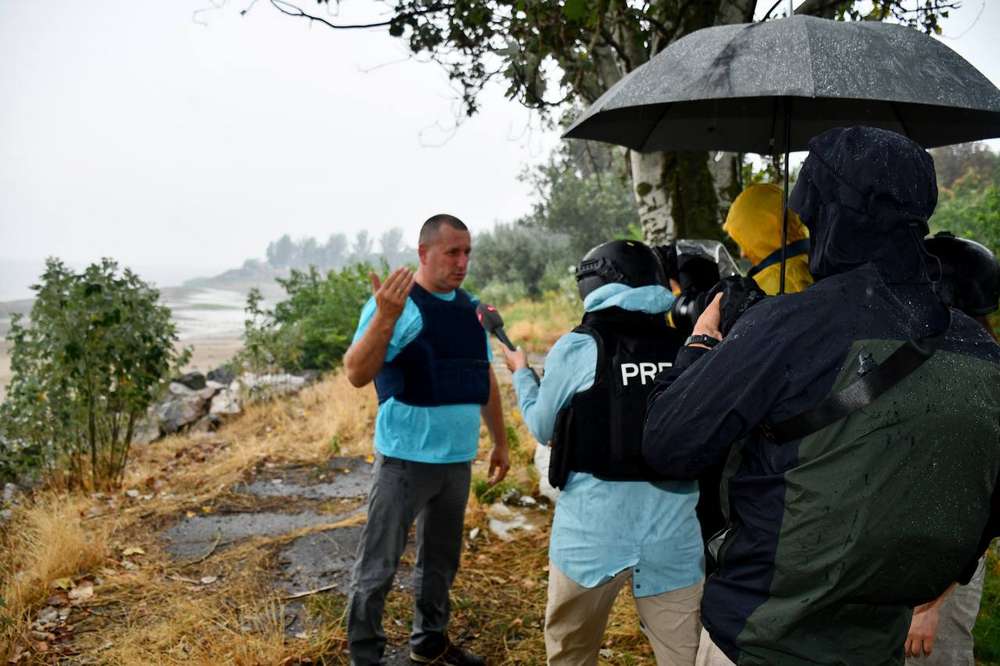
[630,150,673,243]
[630,149,737,243]
[625,0,755,244]
[710,151,742,227]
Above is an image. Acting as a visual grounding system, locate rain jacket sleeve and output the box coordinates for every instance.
[512,332,596,445]
[641,296,830,479]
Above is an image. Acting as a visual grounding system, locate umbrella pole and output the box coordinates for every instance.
[779,101,791,295]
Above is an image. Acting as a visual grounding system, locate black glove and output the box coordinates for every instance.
[706,276,767,336]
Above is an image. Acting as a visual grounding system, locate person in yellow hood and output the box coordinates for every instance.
[723,183,813,295]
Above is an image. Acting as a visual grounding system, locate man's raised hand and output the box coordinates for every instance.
[370,267,414,323]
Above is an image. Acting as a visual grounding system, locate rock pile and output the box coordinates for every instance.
[134,368,319,445]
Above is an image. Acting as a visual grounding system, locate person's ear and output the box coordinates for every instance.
[417,243,428,264]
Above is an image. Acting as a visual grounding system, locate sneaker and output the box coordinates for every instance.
[409,639,485,666]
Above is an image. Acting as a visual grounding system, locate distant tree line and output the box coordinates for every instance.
[262,228,415,272]
[467,140,638,304]
[929,142,1000,255]
[238,139,1000,374]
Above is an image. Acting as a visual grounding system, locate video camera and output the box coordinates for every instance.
[654,240,742,335]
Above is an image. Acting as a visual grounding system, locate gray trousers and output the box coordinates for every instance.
[347,454,472,665]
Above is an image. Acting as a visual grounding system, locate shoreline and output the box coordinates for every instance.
[0,336,244,401]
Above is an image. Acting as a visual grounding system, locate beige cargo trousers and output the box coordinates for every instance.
[544,564,703,665]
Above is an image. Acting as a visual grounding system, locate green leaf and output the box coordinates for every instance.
[562,0,588,22]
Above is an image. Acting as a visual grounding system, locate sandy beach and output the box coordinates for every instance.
[0,336,245,401]
[0,286,251,400]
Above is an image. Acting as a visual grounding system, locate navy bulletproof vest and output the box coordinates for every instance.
[374,283,490,407]
[551,307,683,482]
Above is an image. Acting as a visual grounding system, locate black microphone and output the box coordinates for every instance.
[477,302,541,385]
[476,302,516,351]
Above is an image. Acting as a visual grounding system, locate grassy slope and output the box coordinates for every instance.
[975,546,1000,664]
[1,291,997,664]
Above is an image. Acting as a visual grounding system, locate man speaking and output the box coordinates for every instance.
[343,214,509,666]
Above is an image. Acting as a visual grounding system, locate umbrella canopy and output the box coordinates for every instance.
[564,15,1000,154]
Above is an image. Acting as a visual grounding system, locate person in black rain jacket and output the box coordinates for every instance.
[641,126,1000,666]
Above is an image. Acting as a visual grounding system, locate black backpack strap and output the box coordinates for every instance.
[760,330,947,445]
[747,239,810,278]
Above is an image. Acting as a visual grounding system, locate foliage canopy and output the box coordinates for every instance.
[0,259,185,488]
[240,263,377,373]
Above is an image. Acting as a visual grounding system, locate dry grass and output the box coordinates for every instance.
[0,297,665,664]
[0,372,377,664]
[502,296,581,352]
[124,372,379,500]
[0,494,111,658]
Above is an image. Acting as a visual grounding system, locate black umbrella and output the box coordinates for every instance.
[565,15,1000,292]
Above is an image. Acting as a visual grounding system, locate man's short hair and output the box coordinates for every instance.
[419,214,468,246]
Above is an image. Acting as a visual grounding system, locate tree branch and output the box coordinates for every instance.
[761,0,784,21]
[268,0,392,29]
[795,0,852,17]
[267,0,456,31]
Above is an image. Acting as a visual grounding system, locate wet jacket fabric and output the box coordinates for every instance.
[723,183,814,295]
[512,283,703,598]
[642,127,1000,665]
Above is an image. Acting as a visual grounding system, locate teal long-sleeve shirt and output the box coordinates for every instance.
[511,282,704,597]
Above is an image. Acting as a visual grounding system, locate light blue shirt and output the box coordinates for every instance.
[353,289,492,464]
[512,283,704,597]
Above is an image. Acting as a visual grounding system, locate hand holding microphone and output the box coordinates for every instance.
[477,303,538,382]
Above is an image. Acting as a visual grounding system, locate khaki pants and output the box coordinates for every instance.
[545,563,702,665]
[694,628,736,666]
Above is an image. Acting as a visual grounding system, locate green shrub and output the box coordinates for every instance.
[468,222,574,299]
[974,544,1000,663]
[478,280,528,308]
[931,184,1000,256]
[0,258,185,488]
[471,476,521,505]
[239,263,378,373]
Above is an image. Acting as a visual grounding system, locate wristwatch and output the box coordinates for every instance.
[684,334,721,349]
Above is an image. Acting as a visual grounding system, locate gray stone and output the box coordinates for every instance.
[236,457,372,500]
[156,393,208,434]
[238,372,307,400]
[205,380,225,391]
[197,386,219,401]
[161,510,355,559]
[3,482,21,503]
[209,388,242,416]
[131,414,161,446]
[277,523,414,638]
[174,372,207,391]
[207,365,236,386]
[239,472,369,501]
[278,526,363,596]
[168,382,195,397]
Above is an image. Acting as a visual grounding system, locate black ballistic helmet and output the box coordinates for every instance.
[575,240,666,300]
[925,231,1000,316]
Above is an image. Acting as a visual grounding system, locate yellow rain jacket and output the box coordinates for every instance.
[723,183,814,295]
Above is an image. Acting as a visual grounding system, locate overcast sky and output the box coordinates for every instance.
[1,0,998,300]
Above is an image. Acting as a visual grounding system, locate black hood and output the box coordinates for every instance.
[789,126,937,283]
